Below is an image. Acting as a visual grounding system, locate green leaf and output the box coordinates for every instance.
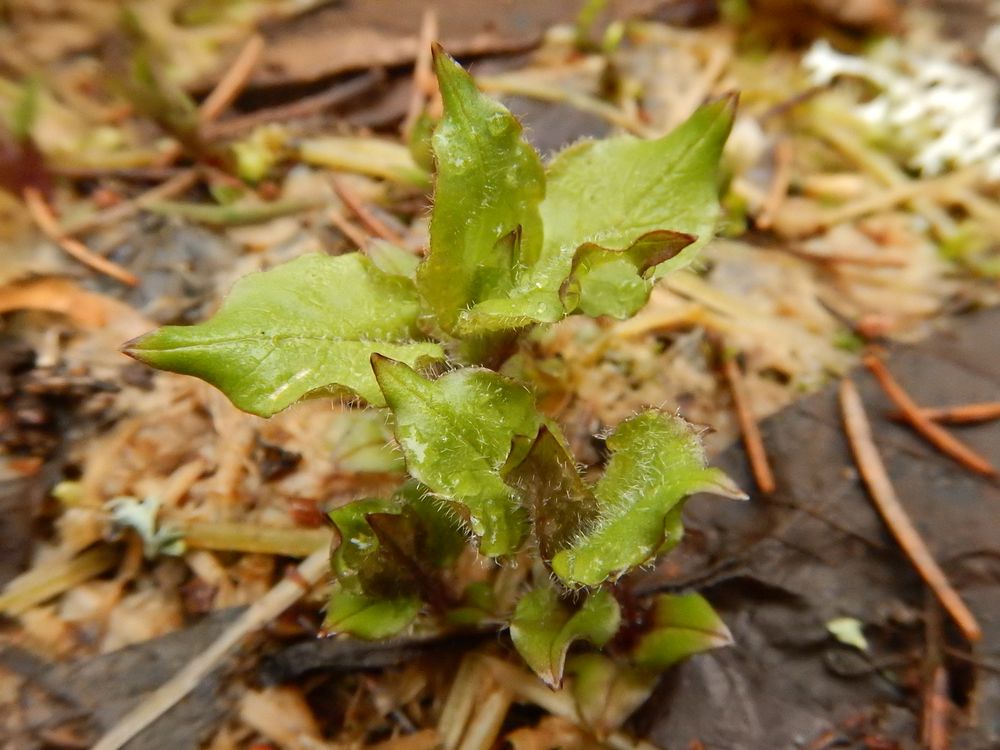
[446,581,498,627]
[538,96,736,316]
[417,47,548,336]
[567,654,657,738]
[124,253,444,416]
[324,583,420,639]
[459,97,734,327]
[367,239,421,279]
[9,77,40,142]
[510,586,621,688]
[328,498,398,579]
[551,411,744,586]
[372,357,542,556]
[630,593,733,669]
[505,425,597,562]
[328,483,467,602]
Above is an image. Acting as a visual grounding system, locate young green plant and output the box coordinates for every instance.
[125,46,742,693]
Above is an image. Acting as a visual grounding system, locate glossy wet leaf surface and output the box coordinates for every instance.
[537,97,735,317]
[324,583,421,640]
[328,483,466,613]
[510,585,621,687]
[124,253,444,415]
[372,357,542,555]
[418,47,547,335]
[630,593,733,669]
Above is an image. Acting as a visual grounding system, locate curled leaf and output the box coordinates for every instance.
[372,356,542,556]
[562,230,694,319]
[630,593,733,669]
[124,253,444,415]
[418,47,547,336]
[510,585,621,688]
[551,411,744,586]
[539,96,737,317]
[328,483,466,608]
[324,583,420,640]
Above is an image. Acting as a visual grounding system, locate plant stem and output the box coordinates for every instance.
[180,522,331,557]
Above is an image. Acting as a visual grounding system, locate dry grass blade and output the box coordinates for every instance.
[181,523,331,557]
[784,246,908,268]
[839,378,982,642]
[889,401,1000,425]
[403,8,439,138]
[757,138,793,229]
[91,547,329,750]
[0,545,120,616]
[722,353,776,494]
[863,354,996,476]
[198,34,266,126]
[23,187,139,286]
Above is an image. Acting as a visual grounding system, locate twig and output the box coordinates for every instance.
[757,138,793,229]
[922,600,950,750]
[922,665,950,750]
[721,352,776,494]
[839,378,982,642]
[863,354,996,477]
[204,69,384,141]
[888,401,1000,425]
[329,210,371,249]
[402,9,438,139]
[52,166,185,181]
[333,179,406,244]
[477,75,653,137]
[91,547,329,750]
[198,34,265,126]
[61,169,200,235]
[23,187,139,286]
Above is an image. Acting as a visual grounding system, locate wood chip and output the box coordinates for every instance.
[839,378,982,642]
[91,547,329,750]
[863,354,996,476]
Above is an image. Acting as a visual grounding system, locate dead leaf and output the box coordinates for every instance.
[0,278,133,329]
